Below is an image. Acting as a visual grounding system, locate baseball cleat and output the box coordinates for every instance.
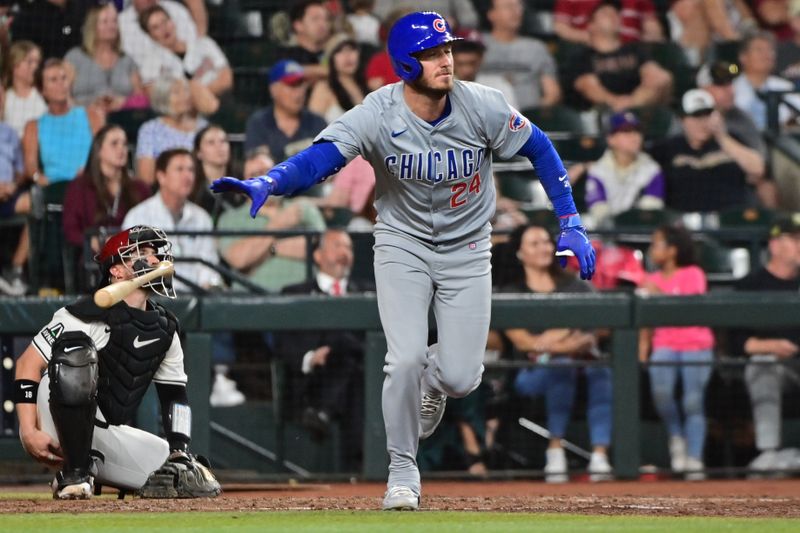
[52,471,94,500]
[382,486,419,511]
[419,390,447,439]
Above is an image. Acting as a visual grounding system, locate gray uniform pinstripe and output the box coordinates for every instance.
[316,81,531,493]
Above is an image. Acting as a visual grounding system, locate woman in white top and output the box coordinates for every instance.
[64,3,147,113]
[308,33,368,123]
[138,4,232,97]
[2,41,47,139]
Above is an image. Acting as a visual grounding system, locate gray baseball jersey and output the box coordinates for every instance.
[315,80,531,242]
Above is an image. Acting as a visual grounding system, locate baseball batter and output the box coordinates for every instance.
[211,11,595,510]
[14,226,219,499]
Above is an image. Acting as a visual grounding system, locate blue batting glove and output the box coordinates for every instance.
[210,176,276,218]
[555,215,596,280]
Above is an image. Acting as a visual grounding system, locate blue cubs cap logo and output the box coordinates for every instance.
[508,113,526,132]
[433,18,447,32]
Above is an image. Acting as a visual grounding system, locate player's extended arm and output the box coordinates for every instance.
[210,142,346,218]
[516,125,596,280]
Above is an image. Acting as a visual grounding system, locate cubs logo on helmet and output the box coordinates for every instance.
[387,11,462,82]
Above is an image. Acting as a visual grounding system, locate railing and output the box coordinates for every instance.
[2,291,799,481]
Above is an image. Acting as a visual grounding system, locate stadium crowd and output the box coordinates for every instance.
[1,0,800,480]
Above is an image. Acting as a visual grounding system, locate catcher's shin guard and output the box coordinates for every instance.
[139,452,221,498]
[48,332,99,482]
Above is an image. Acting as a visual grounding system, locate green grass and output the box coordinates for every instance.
[0,512,798,532]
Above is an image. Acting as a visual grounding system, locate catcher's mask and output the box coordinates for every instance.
[95,226,176,299]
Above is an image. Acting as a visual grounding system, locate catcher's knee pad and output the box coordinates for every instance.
[49,331,99,406]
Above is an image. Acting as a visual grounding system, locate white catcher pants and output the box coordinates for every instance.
[37,374,169,490]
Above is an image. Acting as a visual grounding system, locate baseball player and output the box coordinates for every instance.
[13,225,220,499]
[211,11,595,510]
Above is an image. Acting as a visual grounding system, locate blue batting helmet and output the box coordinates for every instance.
[387,11,461,82]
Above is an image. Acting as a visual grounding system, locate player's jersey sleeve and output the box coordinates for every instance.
[314,87,388,162]
[477,85,532,160]
[153,331,188,385]
[31,308,108,363]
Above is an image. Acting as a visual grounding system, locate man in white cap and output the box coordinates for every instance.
[649,88,766,212]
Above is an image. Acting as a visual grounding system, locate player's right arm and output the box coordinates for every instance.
[14,343,61,464]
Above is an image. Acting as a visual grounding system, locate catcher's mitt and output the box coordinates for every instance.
[139,451,221,499]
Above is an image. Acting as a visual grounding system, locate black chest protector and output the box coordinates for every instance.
[66,297,179,425]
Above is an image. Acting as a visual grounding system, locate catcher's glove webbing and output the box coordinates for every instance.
[139,451,221,499]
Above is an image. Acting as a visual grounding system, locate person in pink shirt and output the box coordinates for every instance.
[638,224,714,480]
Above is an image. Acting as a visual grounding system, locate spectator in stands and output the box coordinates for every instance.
[243,146,276,180]
[308,33,368,123]
[123,147,222,291]
[276,0,333,83]
[364,7,409,90]
[347,0,380,46]
[451,29,519,108]
[480,0,560,110]
[753,0,793,41]
[217,192,326,293]
[138,4,233,97]
[499,223,613,483]
[649,89,766,212]
[244,60,327,160]
[135,76,213,186]
[667,0,757,66]
[319,156,376,229]
[373,0,478,30]
[734,32,800,130]
[0,94,29,297]
[119,0,202,70]
[775,1,800,84]
[581,111,664,227]
[10,0,91,60]
[62,124,150,252]
[570,2,672,112]
[638,224,715,480]
[273,229,369,467]
[729,215,800,474]
[64,3,147,113]
[22,58,105,202]
[554,0,664,44]
[2,41,47,140]
[696,60,768,157]
[191,124,238,225]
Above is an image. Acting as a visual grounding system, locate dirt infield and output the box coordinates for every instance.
[2,479,800,517]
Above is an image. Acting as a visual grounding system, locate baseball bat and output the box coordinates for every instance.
[518,417,593,460]
[93,261,174,308]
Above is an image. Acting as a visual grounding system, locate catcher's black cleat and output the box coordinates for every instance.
[52,469,94,500]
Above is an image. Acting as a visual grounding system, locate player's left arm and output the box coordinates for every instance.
[516,124,595,279]
[154,332,191,452]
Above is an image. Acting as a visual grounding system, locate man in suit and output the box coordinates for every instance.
[274,229,371,468]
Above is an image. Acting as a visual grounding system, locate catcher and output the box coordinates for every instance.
[13,225,220,500]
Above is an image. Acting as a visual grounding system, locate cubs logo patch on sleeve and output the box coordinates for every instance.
[509,113,527,132]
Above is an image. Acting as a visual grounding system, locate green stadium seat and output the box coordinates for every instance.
[223,39,277,68]
[232,68,271,107]
[632,106,677,140]
[613,208,679,228]
[712,40,742,65]
[523,105,584,134]
[554,136,606,163]
[208,97,257,134]
[717,206,775,229]
[107,108,157,146]
[497,170,537,203]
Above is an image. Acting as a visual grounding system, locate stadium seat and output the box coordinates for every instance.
[696,237,735,283]
[209,97,258,135]
[523,105,584,134]
[223,38,277,68]
[632,106,677,140]
[497,170,537,204]
[107,108,156,147]
[717,206,775,229]
[712,40,742,65]
[645,41,695,99]
[613,208,679,228]
[232,68,271,107]
[553,136,606,164]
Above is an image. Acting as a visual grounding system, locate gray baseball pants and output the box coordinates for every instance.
[373,224,491,494]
